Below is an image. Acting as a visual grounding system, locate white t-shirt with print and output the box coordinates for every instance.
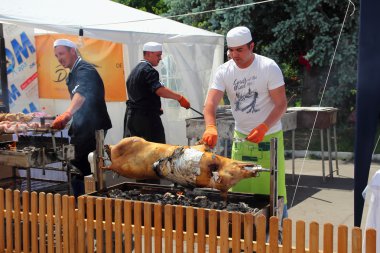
[211,53,285,135]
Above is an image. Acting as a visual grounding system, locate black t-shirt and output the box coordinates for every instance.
[126,60,163,113]
[66,58,112,140]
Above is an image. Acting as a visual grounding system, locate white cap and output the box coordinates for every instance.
[53,39,77,49]
[226,26,252,47]
[143,42,162,52]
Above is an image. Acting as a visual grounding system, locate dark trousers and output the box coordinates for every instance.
[124,108,164,184]
[124,108,165,144]
[70,134,98,197]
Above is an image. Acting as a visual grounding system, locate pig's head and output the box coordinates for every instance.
[214,160,259,192]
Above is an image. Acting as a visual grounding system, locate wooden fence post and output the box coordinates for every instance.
[243,212,254,253]
[14,190,21,252]
[68,196,76,253]
[86,196,94,253]
[209,209,218,253]
[296,220,305,253]
[282,218,292,253]
[256,215,266,253]
[309,221,319,253]
[46,193,54,253]
[22,191,30,253]
[105,198,113,253]
[232,212,242,253]
[352,227,362,253]
[62,195,69,253]
[154,203,162,253]
[95,198,104,253]
[114,199,123,253]
[0,188,4,252]
[269,216,279,253]
[54,194,62,253]
[186,207,195,253]
[134,201,143,253]
[38,192,46,253]
[77,196,86,253]
[324,223,334,253]
[144,202,153,253]
[197,208,206,253]
[365,228,376,253]
[338,225,348,253]
[220,210,230,253]
[6,188,13,253]
[175,205,184,253]
[31,192,38,253]
[124,200,133,253]
[164,204,173,253]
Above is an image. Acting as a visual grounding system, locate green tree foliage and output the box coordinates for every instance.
[163,0,359,119]
[113,0,168,15]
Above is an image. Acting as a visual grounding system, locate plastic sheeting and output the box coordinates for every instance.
[363,170,380,253]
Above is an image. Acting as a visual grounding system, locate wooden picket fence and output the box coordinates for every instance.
[0,188,376,253]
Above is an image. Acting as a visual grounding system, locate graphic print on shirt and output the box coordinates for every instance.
[233,74,259,114]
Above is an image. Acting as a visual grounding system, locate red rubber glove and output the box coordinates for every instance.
[201,124,218,148]
[246,123,269,143]
[52,111,72,130]
[178,96,190,109]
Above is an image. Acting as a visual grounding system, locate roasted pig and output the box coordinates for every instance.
[104,136,262,192]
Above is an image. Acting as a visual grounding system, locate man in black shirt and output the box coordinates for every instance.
[124,42,190,143]
[52,39,112,197]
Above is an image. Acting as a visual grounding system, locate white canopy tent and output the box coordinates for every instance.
[0,0,224,145]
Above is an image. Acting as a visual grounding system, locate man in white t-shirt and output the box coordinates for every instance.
[201,26,288,212]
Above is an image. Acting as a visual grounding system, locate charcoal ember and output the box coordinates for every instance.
[129,189,141,197]
[138,194,157,202]
[211,201,227,210]
[163,192,176,199]
[225,202,258,213]
[158,192,178,205]
[107,189,124,198]
[176,195,193,206]
[100,188,255,212]
[193,196,212,208]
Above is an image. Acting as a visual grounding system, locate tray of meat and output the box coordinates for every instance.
[0,112,58,134]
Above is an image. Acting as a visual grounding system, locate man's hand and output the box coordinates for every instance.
[52,111,72,130]
[201,124,218,148]
[247,123,269,143]
[178,96,190,109]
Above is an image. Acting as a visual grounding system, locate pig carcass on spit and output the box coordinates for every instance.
[104,136,262,193]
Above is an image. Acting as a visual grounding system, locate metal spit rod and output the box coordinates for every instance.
[269,137,279,217]
[95,130,105,190]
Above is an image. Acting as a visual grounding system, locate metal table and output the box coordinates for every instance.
[287,107,339,181]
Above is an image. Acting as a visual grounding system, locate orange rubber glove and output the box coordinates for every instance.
[246,123,269,143]
[201,124,218,148]
[178,96,190,109]
[52,111,72,130]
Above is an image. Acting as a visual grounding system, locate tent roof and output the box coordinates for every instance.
[0,0,224,45]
